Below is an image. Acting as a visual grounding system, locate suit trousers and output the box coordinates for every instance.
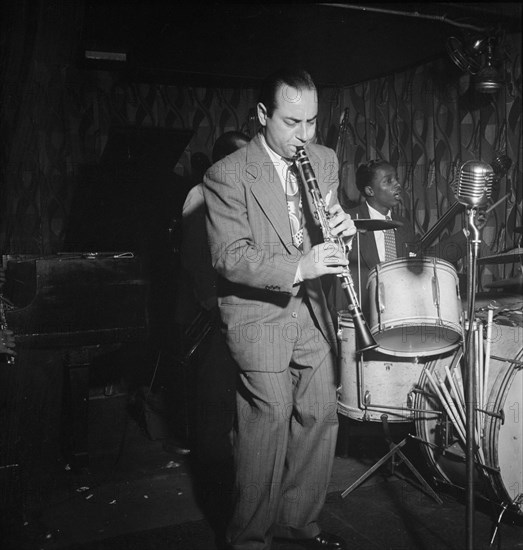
[226,294,339,550]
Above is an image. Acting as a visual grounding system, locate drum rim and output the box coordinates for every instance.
[368,256,459,278]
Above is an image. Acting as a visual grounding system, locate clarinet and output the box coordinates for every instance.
[294,146,377,353]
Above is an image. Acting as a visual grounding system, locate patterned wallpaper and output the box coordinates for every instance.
[323,32,521,287]
[0,3,521,289]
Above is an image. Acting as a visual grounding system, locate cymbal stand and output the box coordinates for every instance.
[464,207,482,550]
[340,413,442,504]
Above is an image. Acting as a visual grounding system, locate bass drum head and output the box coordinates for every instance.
[483,338,523,512]
[414,319,523,514]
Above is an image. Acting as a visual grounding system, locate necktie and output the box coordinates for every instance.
[286,163,303,249]
[384,216,397,261]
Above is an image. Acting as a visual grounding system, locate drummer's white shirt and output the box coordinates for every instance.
[366,201,390,263]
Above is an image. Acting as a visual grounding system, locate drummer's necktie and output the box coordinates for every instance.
[384,216,397,261]
[286,163,303,249]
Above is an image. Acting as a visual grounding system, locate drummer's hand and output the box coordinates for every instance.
[298,242,349,280]
[327,204,356,242]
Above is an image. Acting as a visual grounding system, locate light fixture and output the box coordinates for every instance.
[446,33,504,93]
[473,38,503,93]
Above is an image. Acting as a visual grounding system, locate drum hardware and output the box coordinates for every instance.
[412,433,498,480]
[490,494,523,545]
[484,275,523,290]
[363,391,371,406]
[490,503,510,546]
[340,413,443,504]
[475,407,504,422]
[477,247,523,264]
[406,407,443,418]
[434,448,501,477]
[362,391,371,421]
[337,315,443,504]
[409,434,440,450]
[406,390,414,410]
[490,355,523,368]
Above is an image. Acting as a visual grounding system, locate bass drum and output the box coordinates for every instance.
[367,257,463,357]
[414,317,523,514]
[337,312,424,422]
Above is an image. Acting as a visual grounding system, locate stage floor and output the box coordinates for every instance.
[2,394,523,550]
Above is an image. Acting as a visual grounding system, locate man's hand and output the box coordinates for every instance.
[327,204,356,242]
[298,242,349,280]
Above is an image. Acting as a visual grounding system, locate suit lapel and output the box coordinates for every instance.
[353,203,380,269]
[393,218,411,258]
[247,136,295,252]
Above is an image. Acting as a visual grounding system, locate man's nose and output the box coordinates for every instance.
[296,122,311,142]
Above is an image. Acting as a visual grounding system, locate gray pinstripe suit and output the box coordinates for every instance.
[204,134,342,549]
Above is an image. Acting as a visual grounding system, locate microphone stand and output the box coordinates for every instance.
[464,206,481,550]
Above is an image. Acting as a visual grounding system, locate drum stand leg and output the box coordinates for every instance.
[340,414,442,504]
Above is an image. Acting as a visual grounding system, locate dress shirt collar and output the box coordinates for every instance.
[260,133,291,189]
[366,201,391,220]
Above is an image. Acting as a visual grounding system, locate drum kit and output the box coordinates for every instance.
[336,218,523,544]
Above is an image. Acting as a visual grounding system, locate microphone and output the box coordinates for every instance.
[456,160,494,208]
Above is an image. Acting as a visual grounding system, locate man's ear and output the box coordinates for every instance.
[257,102,268,127]
[365,185,374,197]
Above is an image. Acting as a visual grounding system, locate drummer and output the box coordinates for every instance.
[328,159,484,318]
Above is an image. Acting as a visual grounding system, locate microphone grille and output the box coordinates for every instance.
[457,160,495,207]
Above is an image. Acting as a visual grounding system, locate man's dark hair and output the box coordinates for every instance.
[212,131,250,164]
[258,67,316,118]
[355,159,393,197]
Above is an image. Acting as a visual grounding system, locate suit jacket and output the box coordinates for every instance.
[329,201,468,317]
[174,182,220,327]
[203,134,339,371]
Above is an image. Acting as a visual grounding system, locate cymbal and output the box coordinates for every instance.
[353,219,403,231]
[478,247,523,264]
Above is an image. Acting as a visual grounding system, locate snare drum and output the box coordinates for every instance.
[414,319,523,514]
[367,257,463,357]
[337,313,423,422]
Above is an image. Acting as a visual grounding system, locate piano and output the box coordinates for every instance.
[1,252,149,468]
